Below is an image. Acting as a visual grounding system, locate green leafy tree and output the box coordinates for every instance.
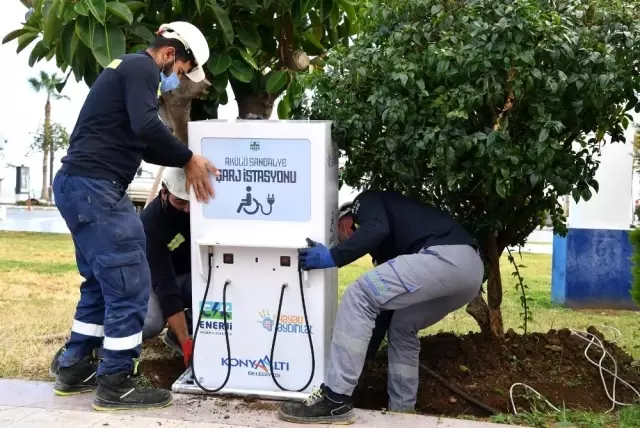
[297,0,640,336]
[29,122,70,201]
[27,71,69,200]
[4,0,360,139]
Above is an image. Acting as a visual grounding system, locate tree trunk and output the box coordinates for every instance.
[465,235,504,337]
[485,235,504,336]
[143,79,212,209]
[40,97,51,201]
[159,79,211,145]
[235,92,274,119]
[230,79,275,119]
[466,293,491,333]
[49,149,54,203]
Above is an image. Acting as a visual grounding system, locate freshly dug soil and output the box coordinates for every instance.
[142,327,640,417]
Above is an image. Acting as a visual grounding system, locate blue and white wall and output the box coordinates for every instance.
[552,117,639,309]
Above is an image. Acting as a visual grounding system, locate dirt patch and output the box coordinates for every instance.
[142,357,185,389]
[240,397,280,412]
[356,327,640,417]
[142,327,640,417]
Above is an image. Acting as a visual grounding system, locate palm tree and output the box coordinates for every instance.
[28,71,69,201]
[634,126,640,173]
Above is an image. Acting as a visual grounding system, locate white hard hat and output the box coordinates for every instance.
[338,202,354,219]
[161,167,190,200]
[157,21,209,82]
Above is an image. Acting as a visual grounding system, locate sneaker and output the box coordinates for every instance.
[53,355,98,396]
[277,384,356,424]
[162,330,183,356]
[92,363,172,411]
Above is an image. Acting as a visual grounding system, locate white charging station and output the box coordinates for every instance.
[171,120,340,401]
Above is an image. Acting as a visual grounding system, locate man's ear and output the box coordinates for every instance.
[160,47,172,63]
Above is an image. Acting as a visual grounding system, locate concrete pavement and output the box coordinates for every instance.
[0,206,67,234]
[0,379,525,428]
[506,244,552,255]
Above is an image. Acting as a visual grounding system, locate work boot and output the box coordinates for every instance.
[53,355,99,396]
[162,330,183,356]
[49,345,65,378]
[50,346,102,378]
[278,384,356,424]
[92,364,172,411]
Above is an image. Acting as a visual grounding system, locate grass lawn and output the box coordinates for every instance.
[0,230,638,426]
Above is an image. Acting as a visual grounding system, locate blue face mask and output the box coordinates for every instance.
[160,58,180,93]
[160,72,180,92]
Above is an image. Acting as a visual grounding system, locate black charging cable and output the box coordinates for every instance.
[269,266,315,392]
[190,250,232,393]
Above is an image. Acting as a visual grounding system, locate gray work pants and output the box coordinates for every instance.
[142,273,193,340]
[326,245,483,411]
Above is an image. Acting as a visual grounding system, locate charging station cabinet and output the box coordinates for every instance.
[172,120,340,401]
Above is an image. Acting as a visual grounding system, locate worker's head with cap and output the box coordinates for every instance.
[147,21,209,92]
[337,202,356,243]
[161,167,190,217]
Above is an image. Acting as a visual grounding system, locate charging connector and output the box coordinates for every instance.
[269,266,315,392]
[190,249,233,393]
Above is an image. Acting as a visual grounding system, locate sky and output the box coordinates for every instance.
[0,1,269,197]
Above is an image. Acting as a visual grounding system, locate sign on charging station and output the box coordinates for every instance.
[173,120,340,401]
[202,137,312,222]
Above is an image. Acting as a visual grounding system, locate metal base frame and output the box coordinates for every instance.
[171,367,309,402]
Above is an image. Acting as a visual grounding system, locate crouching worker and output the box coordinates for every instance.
[140,167,194,367]
[278,190,484,424]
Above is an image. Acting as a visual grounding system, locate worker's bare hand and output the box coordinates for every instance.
[184,154,220,202]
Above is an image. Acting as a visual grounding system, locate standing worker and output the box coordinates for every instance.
[52,22,217,411]
[278,190,484,424]
[49,168,197,376]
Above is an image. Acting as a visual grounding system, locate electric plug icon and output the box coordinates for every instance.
[266,194,275,205]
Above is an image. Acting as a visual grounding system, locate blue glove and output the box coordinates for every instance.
[298,238,336,270]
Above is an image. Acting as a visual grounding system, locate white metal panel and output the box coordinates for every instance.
[180,120,339,400]
[569,117,636,230]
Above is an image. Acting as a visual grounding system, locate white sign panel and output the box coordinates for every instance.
[201,138,311,222]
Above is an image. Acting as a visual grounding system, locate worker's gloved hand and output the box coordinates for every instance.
[181,338,194,368]
[298,238,336,270]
